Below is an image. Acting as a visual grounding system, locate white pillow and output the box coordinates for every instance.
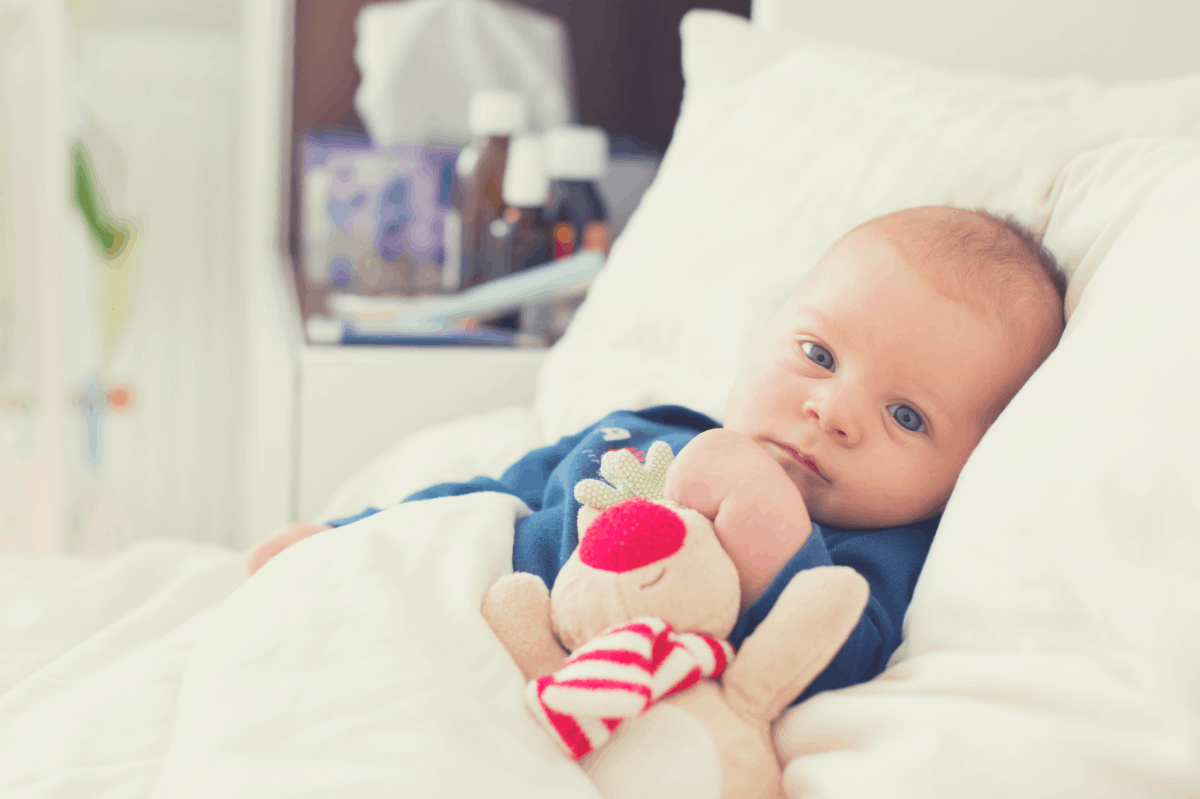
[918,157,1200,712]
[698,16,1200,139]
[533,10,1198,442]
[775,157,1200,799]
[977,72,1200,139]
[1043,137,1200,317]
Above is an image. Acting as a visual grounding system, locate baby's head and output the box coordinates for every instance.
[724,206,1067,528]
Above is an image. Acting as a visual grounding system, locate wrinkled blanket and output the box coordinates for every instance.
[0,494,602,798]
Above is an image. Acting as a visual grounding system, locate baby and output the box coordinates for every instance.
[248,206,1067,701]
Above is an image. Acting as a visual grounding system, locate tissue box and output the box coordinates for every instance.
[301,129,459,295]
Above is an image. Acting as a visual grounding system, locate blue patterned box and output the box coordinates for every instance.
[301,129,460,296]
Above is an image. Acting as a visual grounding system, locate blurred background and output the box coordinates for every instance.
[0,0,748,557]
[3,0,1197,557]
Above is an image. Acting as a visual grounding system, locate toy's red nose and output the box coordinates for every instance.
[579,498,686,573]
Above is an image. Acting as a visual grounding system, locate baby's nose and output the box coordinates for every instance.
[809,408,847,438]
[806,399,859,444]
[579,498,685,573]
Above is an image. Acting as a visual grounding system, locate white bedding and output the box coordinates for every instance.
[0,540,246,797]
[773,165,1200,799]
[0,491,607,798]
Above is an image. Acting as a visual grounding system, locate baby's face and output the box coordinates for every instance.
[724,230,1027,528]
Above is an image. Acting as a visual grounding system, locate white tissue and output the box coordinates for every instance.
[354,0,575,148]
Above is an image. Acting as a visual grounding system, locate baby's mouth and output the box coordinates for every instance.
[798,455,823,476]
[768,441,830,483]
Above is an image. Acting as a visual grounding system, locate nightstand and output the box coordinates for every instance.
[295,344,546,521]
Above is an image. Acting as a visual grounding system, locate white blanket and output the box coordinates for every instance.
[4,424,1198,798]
[0,540,246,797]
[0,494,604,799]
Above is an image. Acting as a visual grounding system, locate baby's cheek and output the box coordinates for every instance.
[819,464,916,527]
[874,461,954,523]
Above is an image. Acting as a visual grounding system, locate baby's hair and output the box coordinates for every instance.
[864,206,1067,332]
[969,210,1068,307]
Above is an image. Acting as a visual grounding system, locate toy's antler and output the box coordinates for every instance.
[574,441,674,510]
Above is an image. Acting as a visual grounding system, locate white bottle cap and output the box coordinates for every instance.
[543,125,609,180]
[467,90,530,137]
[502,134,550,208]
[306,316,343,345]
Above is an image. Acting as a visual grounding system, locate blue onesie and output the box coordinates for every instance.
[327,405,938,703]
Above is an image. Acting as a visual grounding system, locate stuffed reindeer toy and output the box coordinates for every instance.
[481,442,869,799]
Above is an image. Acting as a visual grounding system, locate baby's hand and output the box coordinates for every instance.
[664,429,813,609]
[245,522,332,576]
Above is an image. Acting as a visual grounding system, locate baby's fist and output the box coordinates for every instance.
[245,522,332,576]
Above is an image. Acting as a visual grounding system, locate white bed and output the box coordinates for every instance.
[4,0,1200,796]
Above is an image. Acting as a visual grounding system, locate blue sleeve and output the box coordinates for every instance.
[728,529,835,646]
[324,506,385,527]
[729,518,937,704]
[797,523,934,700]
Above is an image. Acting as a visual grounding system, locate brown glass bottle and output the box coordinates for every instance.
[543,126,611,259]
[458,91,529,289]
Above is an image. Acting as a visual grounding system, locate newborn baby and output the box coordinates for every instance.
[669,205,1065,609]
[248,206,1067,702]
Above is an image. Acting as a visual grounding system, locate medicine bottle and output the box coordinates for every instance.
[453,90,530,290]
[543,126,610,258]
[494,134,553,277]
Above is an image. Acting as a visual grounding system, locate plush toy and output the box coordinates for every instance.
[481,442,870,799]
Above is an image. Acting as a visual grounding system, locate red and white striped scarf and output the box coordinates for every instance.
[526,616,735,760]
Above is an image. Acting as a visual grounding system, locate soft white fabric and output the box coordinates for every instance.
[976,72,1200,139]
[316,404,543,523]
[0,495,602,799]
[735,12,1200,139]
[755,0,1200,85]
[151,494,599,799]
[1042,137,1200,316]
[775,157,1200,799]
[0,540,245,798]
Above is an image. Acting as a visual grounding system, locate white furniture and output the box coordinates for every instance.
[0,0,250,554]
[295,345,545,523]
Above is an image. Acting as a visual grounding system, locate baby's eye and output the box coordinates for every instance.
[801,342,835,372]
[887,404,925,433]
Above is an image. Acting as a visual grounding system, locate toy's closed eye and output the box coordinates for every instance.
[801,341,835,372]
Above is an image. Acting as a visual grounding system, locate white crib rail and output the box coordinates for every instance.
[0,0,70,553]
[0,0,298,555]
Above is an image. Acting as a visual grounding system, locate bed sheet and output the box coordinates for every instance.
[316,404,545,524]
[0,491,599,798]
[0,540,246,798]
[3,407,1196,798]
